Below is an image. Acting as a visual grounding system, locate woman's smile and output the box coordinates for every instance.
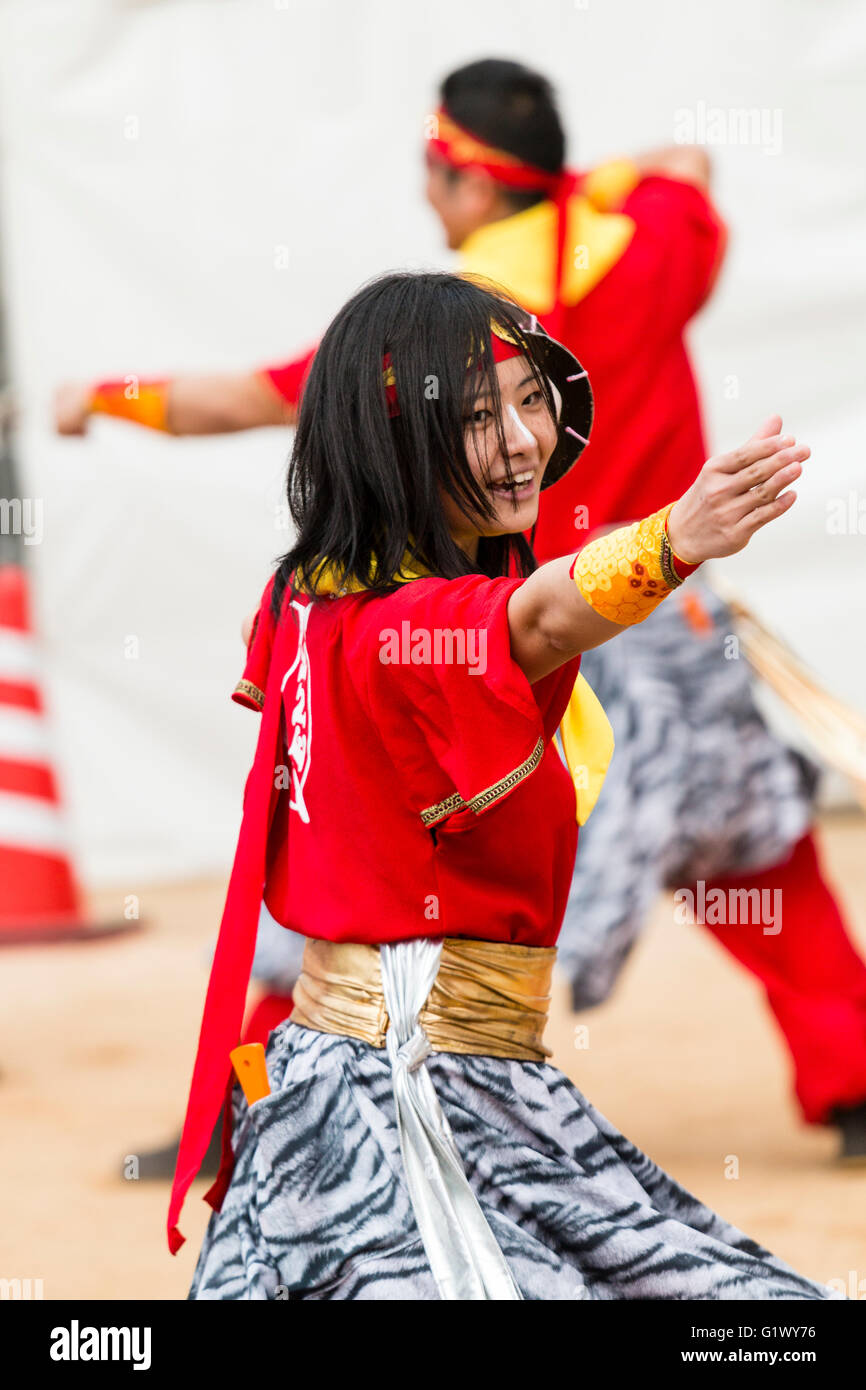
[488,466,539,504]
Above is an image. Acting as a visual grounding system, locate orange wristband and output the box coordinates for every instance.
[90,377,170,432]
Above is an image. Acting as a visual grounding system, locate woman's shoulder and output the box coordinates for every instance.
[342,572,524,632]
[333,571,535,713]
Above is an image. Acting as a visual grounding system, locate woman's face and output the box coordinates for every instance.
[443,353,558,550]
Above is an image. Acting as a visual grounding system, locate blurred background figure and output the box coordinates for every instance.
[53,56,866,1161]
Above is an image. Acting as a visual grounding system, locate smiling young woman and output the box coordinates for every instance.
[169,270,826,1303]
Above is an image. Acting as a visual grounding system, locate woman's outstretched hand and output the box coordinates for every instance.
[665,415,809,565]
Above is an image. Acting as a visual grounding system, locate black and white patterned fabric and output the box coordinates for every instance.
[189,1021,831,1301]
[560,583,819,1010]
[250,903,306,990]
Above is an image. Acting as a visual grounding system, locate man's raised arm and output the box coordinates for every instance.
[54,346,316,437]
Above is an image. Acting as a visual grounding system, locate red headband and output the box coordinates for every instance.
[425,108,561,194]
[383,330,523,418]
[424,107,577,338]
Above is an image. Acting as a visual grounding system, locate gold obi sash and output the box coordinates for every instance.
[291,937,556,1063]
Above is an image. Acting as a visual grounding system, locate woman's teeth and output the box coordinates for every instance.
[492,471,534,494]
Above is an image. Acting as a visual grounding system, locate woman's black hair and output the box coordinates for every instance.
[271,270,557,619]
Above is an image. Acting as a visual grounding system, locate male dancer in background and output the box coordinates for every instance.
[55,59,866,1159]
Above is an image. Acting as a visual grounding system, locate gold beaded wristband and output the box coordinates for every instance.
[570,503,701,626]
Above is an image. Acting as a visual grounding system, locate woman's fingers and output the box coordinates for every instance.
[731,446,809,511]
[715,432,795,474]
[748,414,783,443]
[732,447,808,533]
[740,487,798,536]
[672,421,807,562]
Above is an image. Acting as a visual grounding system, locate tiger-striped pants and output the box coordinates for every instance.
[189,1022,833,1301]
[559,584,818,1008]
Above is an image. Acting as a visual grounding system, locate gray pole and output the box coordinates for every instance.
[0,226,23,568]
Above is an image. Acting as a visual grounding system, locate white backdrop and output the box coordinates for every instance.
[0,0,863,885]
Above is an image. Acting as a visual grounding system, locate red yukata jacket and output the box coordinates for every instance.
[168,571,580,1252]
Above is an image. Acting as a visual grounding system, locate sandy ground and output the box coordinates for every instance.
[1,812,864,1301]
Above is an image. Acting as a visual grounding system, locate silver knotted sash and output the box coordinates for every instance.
[379,938,523,1301]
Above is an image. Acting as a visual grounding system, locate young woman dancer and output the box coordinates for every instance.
[169,270,828,1301]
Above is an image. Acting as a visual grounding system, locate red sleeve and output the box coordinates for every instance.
[622,175,728,332]
[232,576,277,712]
[259,345,317,408]
[350,575,579,826]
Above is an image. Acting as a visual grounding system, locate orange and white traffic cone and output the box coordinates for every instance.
[0,562,137,944]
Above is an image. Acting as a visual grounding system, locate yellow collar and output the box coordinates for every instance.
[308,553,612,825]
[305,553,430,596]
[561,672,614,825]
[458,195,635,317]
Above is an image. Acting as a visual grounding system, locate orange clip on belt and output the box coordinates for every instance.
[229,1043,271,1105]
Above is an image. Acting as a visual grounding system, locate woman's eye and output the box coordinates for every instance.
[522,391,542,408]
[466,408,492,426]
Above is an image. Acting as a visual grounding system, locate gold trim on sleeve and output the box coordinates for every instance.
[420,791,467,828]
[233,678,265,709]
[420,736,545,828]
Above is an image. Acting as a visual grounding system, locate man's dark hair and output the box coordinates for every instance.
[440,58,566,212]
[272,271,558,617]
